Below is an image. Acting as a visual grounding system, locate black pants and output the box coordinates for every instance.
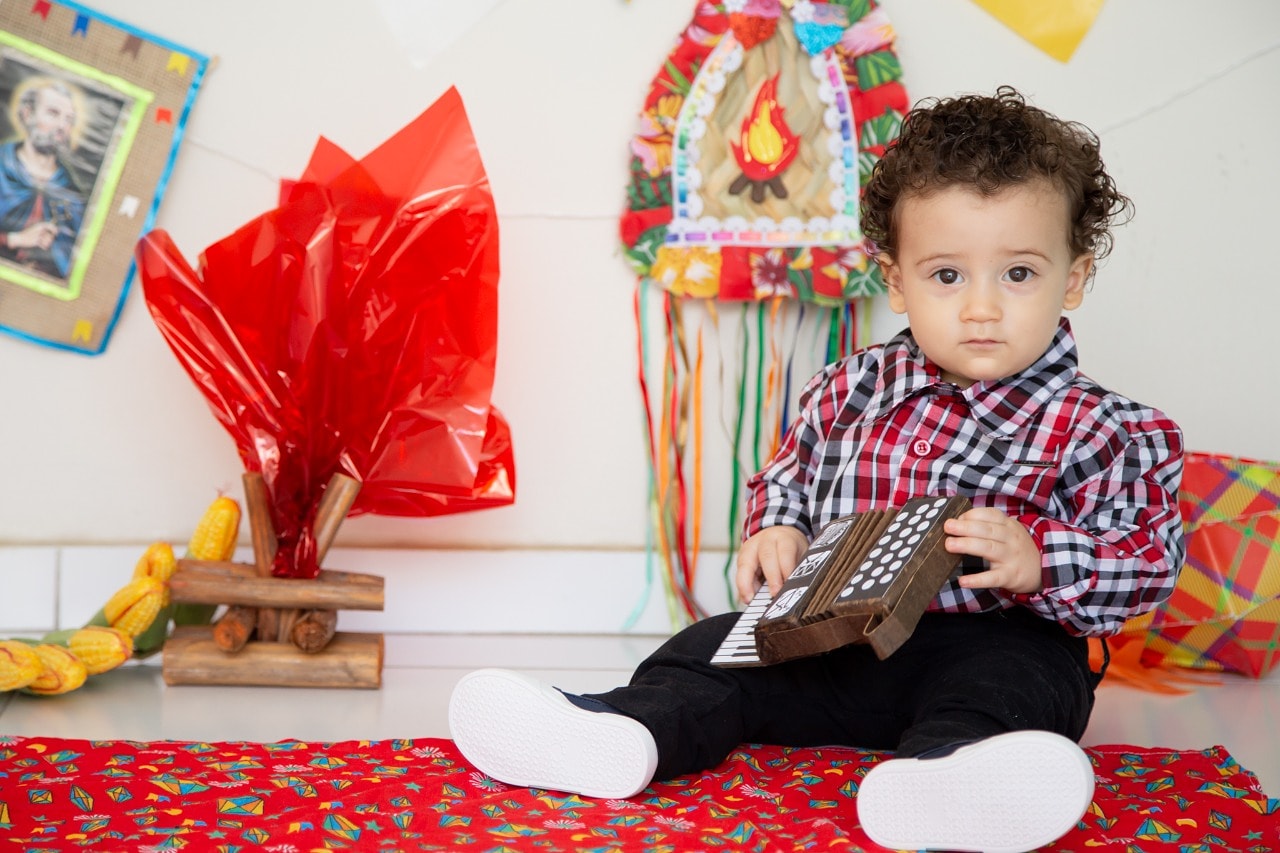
[590,608,1100,781]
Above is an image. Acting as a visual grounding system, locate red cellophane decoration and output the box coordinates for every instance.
[137,86,515,579]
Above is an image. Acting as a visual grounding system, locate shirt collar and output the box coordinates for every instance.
[869,318,1079,438]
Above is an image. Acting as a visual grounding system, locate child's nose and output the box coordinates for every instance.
[960,280,1001,322]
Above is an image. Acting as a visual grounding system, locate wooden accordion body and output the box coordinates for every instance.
[711,496,971,668]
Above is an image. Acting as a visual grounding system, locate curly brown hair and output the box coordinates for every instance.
[861,86,1132,267]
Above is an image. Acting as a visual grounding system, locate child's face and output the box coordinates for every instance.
[880,181,1092,388]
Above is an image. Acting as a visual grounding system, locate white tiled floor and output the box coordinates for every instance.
[2,633,1277,797]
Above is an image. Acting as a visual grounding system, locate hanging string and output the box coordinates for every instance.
[762,296,786,464]
[750,300,767,476]
[721,303,752,605]
[639,288,880,629]
[663,295,704,622]
[627,279,662,631]
[780,301,806,440]
[690,313,706,608]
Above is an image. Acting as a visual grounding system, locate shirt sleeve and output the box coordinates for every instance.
[741,352,876,541]
[1013,400,1186,637]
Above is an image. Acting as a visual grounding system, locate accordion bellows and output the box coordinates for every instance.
[713,496,971,667]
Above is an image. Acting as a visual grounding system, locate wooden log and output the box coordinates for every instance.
[314,472,361,558]
[243,472,279,575]
[162,626,383,689]
[212,605,257,652]
[291,609,339,653]
[171,560,384,610]
[284,473,362,649]
[242,472,281,643]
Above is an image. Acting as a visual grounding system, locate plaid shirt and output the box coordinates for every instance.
[743,319,1185,637]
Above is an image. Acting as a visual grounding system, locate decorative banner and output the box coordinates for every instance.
[0,1,208,354]
[969,0,1105,62]
[621,0,909,625]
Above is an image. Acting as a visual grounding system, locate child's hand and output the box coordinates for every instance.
[735,526,810,604]
[943,507,1043,594]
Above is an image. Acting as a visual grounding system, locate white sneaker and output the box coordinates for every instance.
[448,668,659,799]
[857,730,1095,853]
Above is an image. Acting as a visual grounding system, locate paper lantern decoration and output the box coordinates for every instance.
[621,0,909,622]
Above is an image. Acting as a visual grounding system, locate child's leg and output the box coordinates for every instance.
[449,613,756,798]
[449,612,891,795]
[585,612,906,780]
[857,609,1099,852]
[891,608,1097,756]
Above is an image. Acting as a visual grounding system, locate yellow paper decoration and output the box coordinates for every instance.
[970,0,1105,62]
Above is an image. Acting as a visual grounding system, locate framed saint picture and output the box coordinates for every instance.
[0,0,208,354]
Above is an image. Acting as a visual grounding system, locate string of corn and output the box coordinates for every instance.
[170,495,242,632]
[4,494,245,696]
[66,626,133,675]
[26,643,88,696]
[188,496,241,561]
[0,640,42,691]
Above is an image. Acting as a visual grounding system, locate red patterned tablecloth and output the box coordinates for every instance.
[2,735,1277,851]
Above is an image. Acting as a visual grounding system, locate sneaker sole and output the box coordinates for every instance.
[857,730,1095,853]
[448,668,658,800]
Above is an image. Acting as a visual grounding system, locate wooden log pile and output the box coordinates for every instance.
[162,472,385,689]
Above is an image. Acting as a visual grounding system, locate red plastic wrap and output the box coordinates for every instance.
[137,87,514,578]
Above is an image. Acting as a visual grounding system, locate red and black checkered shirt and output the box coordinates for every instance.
[743,319,1185,637]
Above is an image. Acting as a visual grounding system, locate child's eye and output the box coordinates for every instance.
[1005,266,1035,283]
[932,268,961,285]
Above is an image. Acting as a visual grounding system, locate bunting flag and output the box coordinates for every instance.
[0,0,208,354]
[969,0,1106,62]
[621,0,909,625]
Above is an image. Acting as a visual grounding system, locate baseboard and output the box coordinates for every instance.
[0,545,739,636]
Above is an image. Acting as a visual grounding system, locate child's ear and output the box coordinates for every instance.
[880,257,907,314]
[1062,254,1092,310]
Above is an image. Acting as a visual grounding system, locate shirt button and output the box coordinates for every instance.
[912,439,932,457]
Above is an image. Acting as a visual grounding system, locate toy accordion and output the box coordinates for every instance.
[712,496,971,668]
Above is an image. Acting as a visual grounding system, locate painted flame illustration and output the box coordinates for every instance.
[731,73,800,181]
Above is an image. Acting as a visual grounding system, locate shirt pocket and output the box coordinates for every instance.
[946,450,1061,512]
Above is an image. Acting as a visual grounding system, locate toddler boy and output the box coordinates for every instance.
[449,87,1184,852]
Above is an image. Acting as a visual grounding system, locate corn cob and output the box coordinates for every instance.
[132,541,177,605]
[66,626,133,675]
[171,495,243,630]
[27,643,88,695]
[102,575,165,638]
[187,495,241,561]
[0,640,42,691]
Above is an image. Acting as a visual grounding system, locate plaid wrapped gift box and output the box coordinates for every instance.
[1126,451,1280,678]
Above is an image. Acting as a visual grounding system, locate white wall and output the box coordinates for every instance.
[2,0,1278,565]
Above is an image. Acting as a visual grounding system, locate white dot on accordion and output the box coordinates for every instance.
[888,559,904,574]
[879,573,893,584]
[862,579,875,591]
